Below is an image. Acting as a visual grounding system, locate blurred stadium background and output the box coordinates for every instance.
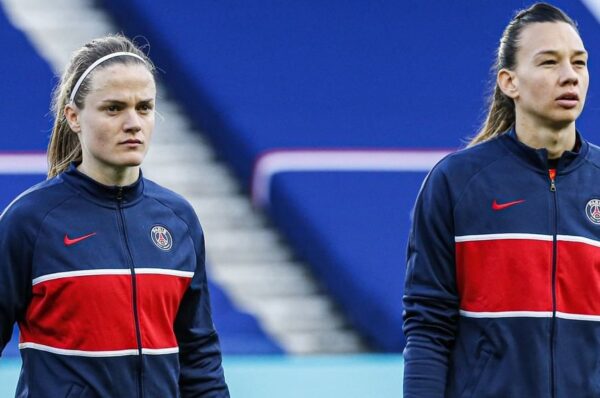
[0,0,598,396]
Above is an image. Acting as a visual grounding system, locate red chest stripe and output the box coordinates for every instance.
[556,236,600,317]
[456,234,553,314]
[456,234,600,320]
[19,269,192,356]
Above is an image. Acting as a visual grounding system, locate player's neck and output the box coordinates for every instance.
[514,116,576,159]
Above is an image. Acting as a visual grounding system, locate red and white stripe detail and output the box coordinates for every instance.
[18,342,179,357]
[455,233,553,243]
[556,234,600,247]
[20,268,193,357]
[32,268,194,285]
[251,149,453,207]
[460,311,600,322]
[459,310,553,318]
[456,233,600,321]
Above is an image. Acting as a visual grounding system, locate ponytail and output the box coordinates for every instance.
[469,86,515,146]
[47,72,82,178]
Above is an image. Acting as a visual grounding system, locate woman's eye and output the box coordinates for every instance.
[574,60,587,66]
[541,60,557,65]
[138,104,154,112]
[106,105,120,112]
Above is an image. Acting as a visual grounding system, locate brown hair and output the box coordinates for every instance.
[469,3,578,146]
[47,34,155,178]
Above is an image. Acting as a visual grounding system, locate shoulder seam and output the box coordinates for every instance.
[32,192,81,262]
[451,143,512,212]
[582,157,600,172]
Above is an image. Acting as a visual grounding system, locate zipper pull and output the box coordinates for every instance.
[549,169,556,192]
[116,186,124,201]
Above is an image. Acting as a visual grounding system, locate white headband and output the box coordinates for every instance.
[69,52,146,104]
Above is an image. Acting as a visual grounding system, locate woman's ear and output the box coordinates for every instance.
[497,68,519,99]
[64,103,81,133]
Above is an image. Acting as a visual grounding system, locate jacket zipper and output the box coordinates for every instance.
[116,187,145,398]
[549,169,557,398]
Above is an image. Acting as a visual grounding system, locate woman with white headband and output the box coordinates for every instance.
[0,34,230,397]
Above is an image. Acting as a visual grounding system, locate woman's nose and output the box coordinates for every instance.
[123,109,142,132]
[559,61,579,85]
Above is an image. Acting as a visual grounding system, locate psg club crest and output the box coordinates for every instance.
[586,199,600,225]
[151,225,173,251]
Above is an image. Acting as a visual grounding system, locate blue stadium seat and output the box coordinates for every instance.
[209,281,282,354]
[0,7,54,151]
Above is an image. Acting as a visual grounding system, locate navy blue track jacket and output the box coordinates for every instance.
[0,164,229,397]
[403,130,600,397]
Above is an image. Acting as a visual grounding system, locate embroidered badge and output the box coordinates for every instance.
[585,199,600,225]
[151,225,173,251]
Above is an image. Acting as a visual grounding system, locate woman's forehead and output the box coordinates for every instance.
[517,22,585,57]
[88,63,155,97]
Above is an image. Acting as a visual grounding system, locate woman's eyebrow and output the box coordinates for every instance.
[100,99,127,105]
[100,98,155,104]
[533,49,588,57]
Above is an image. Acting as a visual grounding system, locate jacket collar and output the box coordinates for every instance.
[61,163,145,206]
[500,128,588,173]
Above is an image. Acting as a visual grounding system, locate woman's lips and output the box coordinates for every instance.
[120,139,143,147]
[556,93,579,109]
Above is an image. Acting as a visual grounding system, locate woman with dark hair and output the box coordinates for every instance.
[403,3,594,397]
[0,35,229,397]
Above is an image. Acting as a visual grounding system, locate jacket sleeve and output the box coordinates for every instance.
[0,204,33,355]
[174,216,229,398]
[402,164,459,397]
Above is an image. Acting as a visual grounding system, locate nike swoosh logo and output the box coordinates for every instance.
[64,232,97,246]
[492,199,526,211]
